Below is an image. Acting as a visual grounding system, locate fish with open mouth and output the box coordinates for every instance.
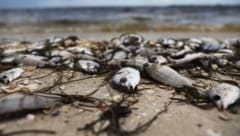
[208,83,240,109]
[0,67,24,84]
[111,67,140,92]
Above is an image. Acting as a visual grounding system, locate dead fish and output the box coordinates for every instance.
[1,56,15,64]
[2,48,26,57]
[27,42,46,52]
[122,55,148,71]
[75,53,99,62]
[49,56,63,66]
[171,45,192,58]
[14,54,49,67]
[0,67,24,84]
[208,83,240,109]
[144,63,193,88]
[200,37,227,52]
[108,50,128,65]
[49,36,64,47]
[50,49,72,59]
[0,93,62,115]
[111,67,140,92]
[235,60,240,69]
[136,47,163,57]
[76,60,100,73]
[169,52,229,66]
[119,33,144,46]
[158,38,176,48]
[148,55,167,65]
[67,46,93,56]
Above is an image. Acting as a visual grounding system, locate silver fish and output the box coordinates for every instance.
[158,38,176,48]
[0,93,62,115]
[119,33,144,46]
[111,67,140,91]
[171,45,192,58]
[14,54,49,67]
[144,63,193,88]
[122,55,148,71]
[200,37,227,52]
[77,60,100,73]
[2,48,26,57]
[148,55,167,65]
[0,67,24,84]
[208,83,240,109]
[108,50,128,65]
[67,46,93,56]
[50,49,72,59]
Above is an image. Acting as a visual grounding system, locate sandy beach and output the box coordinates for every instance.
[0,29,240,136]
[0,5,240,136]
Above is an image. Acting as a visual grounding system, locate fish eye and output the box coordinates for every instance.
[143,63,149,68]
[149,57,157,63]
[213,95,221,101]
[120,77,127,83]
[154,48,159,52]
[1,75,7,79]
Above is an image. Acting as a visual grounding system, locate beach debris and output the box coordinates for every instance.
[1,83,39,93]
[0,67,24,84]
[111,67,140,92]
[208,83,240,109]
[0,93,62,115]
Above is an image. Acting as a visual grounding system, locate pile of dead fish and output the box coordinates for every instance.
[1,33,240,115]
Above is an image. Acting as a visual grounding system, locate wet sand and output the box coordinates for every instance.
[0,31,240,136]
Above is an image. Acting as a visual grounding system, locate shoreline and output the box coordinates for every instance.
[1,23,240,34]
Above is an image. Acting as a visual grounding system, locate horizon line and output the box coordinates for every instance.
[0,4,240,10]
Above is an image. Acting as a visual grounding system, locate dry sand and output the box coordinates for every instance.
[0,31,240,136]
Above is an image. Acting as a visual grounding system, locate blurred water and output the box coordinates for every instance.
[0,6,240,25]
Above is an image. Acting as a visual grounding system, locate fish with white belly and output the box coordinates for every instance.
[0,67,24,84]
[208,83,240,109]
[144,63,193,88]
[111,67,140,92]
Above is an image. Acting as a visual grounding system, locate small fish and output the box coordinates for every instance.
[158,38,176,48]
[14,54,49,67]
[119,33,144,46]
[208,83,240,109]
[0,93,62,115]
[76,60,100,73]
[148,55,167,65]
[200,37,227,52]
[136,47,163,57]
[2,48,26,57]
[67,46,93,56]
[50,49,72,59]
[0,67,24,84]
[122,55,148,71]
[108,50,128,65]
[235,60,240,69]
[1,56,15,64]
[111,67,140,92]
[144,63,193,88]
[170,45,192,59]
[27,42,46,52]
[49,36,64,47]
[75,54,99,62]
